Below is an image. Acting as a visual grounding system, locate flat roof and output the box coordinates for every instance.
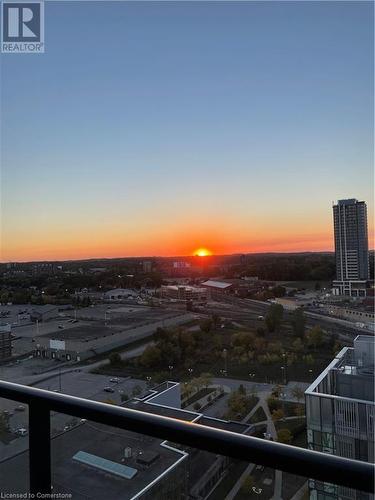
[73,451,138,480]
[0,421,183,499]
[201,280,232,289]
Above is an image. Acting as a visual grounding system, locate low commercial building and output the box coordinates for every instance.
[332,280,369,298]
[274,296,315,311]
[30,305,59,323]
[33,310,195,362]
[320,304,374,329]
[306,336,374,499]
[160,285,207,302]
[103,289,138,301]
[201,280,233,296]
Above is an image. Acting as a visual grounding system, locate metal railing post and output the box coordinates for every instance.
[29,403,51,494]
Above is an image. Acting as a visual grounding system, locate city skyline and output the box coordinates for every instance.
[1,1,374,262]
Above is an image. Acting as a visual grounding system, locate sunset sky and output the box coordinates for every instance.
[1,1,373,262]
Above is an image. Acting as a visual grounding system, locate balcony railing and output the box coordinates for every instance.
[0,380,373,495]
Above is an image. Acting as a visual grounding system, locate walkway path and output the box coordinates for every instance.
[225,388,289,500]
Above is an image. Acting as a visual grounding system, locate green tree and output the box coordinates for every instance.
[132,385,142,397]
[109,352,121,366]
[256,327,265,337]
[272,408,285,421]
[303,354,314,365]
[307,326,324,348]
[212,313,221,328]
[199,373,213,389]
[241,475,255,493]
[265,304,284,332]
[292,337,304,353]
[291,308,306,338]
[200,318,213,333]
[271,286,286,298]
[291,386,305,403]
[277,428,292,444]
[267,397,281,413]
[0,412,9,433]
[226,392,247,420]
[139,345,162,368]
[238,384,246,395]
[294,405,305,417]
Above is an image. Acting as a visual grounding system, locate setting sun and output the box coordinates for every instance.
[194,248,212,257]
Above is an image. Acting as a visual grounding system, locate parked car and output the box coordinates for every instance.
[103,387,115,393]
[15,405,25,412]
[16,428,28,436]
[109,378,120,384]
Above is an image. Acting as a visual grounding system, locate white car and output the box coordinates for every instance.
[16,428,28,437]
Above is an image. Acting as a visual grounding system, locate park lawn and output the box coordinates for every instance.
[275,417,307,448]
[0,430,16,444]
[181,387,216,408]
[282,472,307,499]
[248,406,267,424]
[207,460,249,500]
[283,401,305,417]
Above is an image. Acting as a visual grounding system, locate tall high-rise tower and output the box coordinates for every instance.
[332,199,369,297]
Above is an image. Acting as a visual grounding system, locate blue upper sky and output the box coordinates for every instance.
[1,1,374,260]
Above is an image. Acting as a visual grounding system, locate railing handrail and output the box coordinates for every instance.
[0,380,373,494]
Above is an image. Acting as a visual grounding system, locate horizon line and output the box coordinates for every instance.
[0,249,361,266]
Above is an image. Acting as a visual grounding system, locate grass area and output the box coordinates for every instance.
[181,388,216,408]
[282,472,307,499]
[225,395,259,421]
[0,430,16,444]
[276,417,307,448]
[269,400,305,417]
[247,406,267,424]
[207,460,249,500]
[252,424,267,438]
